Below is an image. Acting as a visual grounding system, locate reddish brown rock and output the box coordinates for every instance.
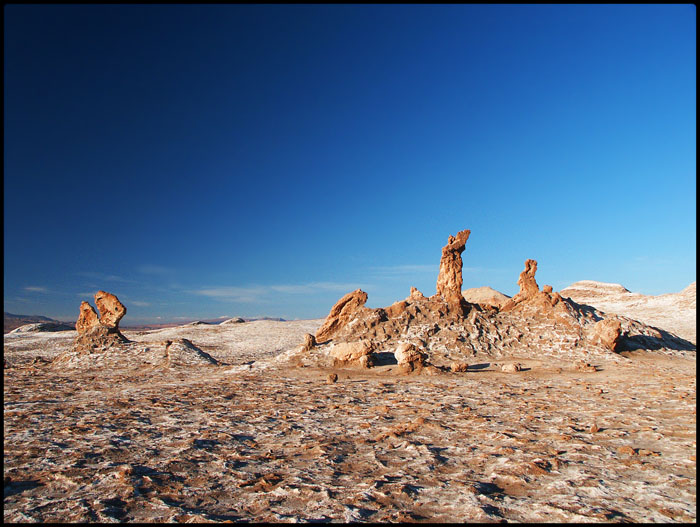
[315,289,368,343]
[73,291,128,353]
[501,362,522,373]
[450,362,469,372]
[384,300,408,318]
[409,287,425,301]
[94,290,126,329]
[436,230,471,310]
[300,333,316,352]
[330,340,374,367]
[394,342,426,366]
[501,259,541,311]
[575,361,598,372]
[76,301,100,334]
[593,318,623,351]
[517,259,540,298]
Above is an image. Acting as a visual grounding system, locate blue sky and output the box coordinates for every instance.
[4,4,696,323]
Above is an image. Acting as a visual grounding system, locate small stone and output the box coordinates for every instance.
[617,445,636,456]
[327,373,338,384]
[501,362,521,373]
[590,423,599,433]
[450,362,469,372]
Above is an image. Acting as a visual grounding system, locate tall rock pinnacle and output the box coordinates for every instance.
[436,229,471,310]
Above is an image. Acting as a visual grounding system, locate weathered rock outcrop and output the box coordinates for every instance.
[315,289,368,343]
[501,259,539,311]
[94,291,126,328]
[330,340,374,368]
[301,333,316,352]
[436,229,471,311]
[296,228,694,373]
[73,292,128,353]
[394,342,426,367]
[593,318,622,352]
[561,280,696,345]
[76,302,100,334]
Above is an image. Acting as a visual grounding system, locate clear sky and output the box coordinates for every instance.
[4,4,696,324]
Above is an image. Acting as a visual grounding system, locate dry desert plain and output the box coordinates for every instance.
[3,233,697,523]
[3,310,695,522]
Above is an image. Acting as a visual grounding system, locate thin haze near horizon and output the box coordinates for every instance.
[4,5,696,324]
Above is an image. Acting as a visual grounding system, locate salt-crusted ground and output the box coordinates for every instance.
[4,319,696,523]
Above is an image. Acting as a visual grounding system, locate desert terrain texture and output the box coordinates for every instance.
[3,234,696,523]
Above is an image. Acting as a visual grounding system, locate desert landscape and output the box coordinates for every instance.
[3,229,696,523]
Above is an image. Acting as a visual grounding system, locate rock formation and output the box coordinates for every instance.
[73,291,128,353]
[436,229,471,312]
[94,291,126,328]
[592,318,622,352]
[330,340,374,368]
[501,259,539,310]
[76,302,100,334]
[315,289,368,343]
[394,342,426,371]
[301,333,316,352]
[561,280,696,345]
[295,228,694,374]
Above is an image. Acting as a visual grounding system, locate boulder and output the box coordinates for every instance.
[330,340,374,367]
[593,318,622,351]
[394,342,426,366]
[315,289,368,343]
[300,333,316,352]
[501,362,522,373]
[450,362,469,372]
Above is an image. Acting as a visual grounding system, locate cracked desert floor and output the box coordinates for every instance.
[3,319,696,523]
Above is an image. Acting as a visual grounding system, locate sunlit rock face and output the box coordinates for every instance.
[73,291,128,353]
[300,229,693,373]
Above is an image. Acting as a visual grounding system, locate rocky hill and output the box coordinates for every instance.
[4,312,74,333]
[560,281,696,344]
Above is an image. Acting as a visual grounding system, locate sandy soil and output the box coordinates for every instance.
[3,320,696,523]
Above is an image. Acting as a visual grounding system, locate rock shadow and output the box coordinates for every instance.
[372,351,398,366]
[619,329,695,352]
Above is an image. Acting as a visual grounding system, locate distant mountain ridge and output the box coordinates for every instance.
[4,312,73,333]
[121,316,286,331]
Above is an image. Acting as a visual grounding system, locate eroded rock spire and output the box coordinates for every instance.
[74,291,128,352]
[436,229,471,311]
